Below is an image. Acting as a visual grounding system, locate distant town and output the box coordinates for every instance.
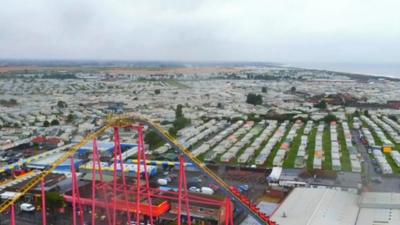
[0,61,400,225]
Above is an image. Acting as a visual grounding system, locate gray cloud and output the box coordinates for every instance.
[0,0,399,63]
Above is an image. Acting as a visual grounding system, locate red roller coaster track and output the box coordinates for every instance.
[0,114,275,225]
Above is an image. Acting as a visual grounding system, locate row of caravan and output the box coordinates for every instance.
[313,122,325,170]
[178,119,217,142]
[294,121,313,168]
[181,120,227,148]
[342,121,361,172]
[361,127,375,146]
[237,120,278,164]
[360,116,392,146]
[254,121,289,165]
[371,115,400,144]
[220,122,262,162]
[155,119,224,154]
[382,116,400,133]
[272,121,303,167]
[206,121,254,161]
[191,120,244,157]
[373,150,393,174]
[330,122,341,171]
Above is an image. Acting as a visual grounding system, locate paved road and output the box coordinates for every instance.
[352,129,400,192]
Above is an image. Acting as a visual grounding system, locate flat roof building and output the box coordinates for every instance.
[271,187,359,225]
[356,192,400,225]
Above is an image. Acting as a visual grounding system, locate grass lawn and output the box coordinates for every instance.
[250,124,279,165]
[306,126,317,170]
[361,119,400,174]
[165,79,190,89]
[266,124,291,167]
[235,125,265,164]
[283,126,305,168]
[347,114,354,129]
[322,124,332,170]
[337,122,352,171]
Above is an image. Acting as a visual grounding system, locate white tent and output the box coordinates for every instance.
[268,167,283,182]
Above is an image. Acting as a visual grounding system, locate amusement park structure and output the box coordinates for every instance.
[0,114,276,225]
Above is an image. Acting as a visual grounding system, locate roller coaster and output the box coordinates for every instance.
[0,113,276,225]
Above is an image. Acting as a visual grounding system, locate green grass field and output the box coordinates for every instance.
[322,124,332,170]
[266,124,291,167]
[361,118,400,174]
[306,126,317,170]
[337,123,352,171]
[283,126,304,168]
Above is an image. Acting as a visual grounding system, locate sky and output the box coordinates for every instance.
[0,0,399,63]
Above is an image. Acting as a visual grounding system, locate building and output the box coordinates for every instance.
[270,187,400,225]
[356,192,400,225]
[271,187,359,225]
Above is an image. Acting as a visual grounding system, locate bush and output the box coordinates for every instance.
[37,192,65,211]
[261,87,267,93]
[43,121,50,127]
[323,114,337,123]
[314,100,327,109]
[57,100,67,108]
[246,93,263,105]
[145,131,164,149]
[66,114,74,123]
[51,119,60,126]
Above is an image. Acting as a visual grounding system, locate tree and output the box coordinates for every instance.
[261,87,267,93]
[247,113,261,122]
[173,117,191,131]
[323,114,337,123]
[314,100,327,109]
[246,93,263,105]
[154,89,161,95]
[9,99,17,105]
[43,121,50,127]
[175,104,184,118]
[354,110,360,117]
[37,192,65,211]
[57,100,67,108]
[168,127,178,137]
[50,119,60,126]
[290,86,296,93]
[364,110,370,117]
[165,104,191,137]
[66,113,74,123]
[145,130,164,149]
[37,192,65,222]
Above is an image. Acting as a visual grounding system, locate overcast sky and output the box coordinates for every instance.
[0,0,399,63]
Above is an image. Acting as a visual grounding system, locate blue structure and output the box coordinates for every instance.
[75,142,136,157]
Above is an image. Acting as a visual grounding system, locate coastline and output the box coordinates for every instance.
[284,63,400,80]
[283,64,400,81]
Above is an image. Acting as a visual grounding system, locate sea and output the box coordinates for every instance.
[287,62,400,78]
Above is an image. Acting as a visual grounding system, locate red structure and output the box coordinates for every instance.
[6,120,275,225]
[177,155,191,225]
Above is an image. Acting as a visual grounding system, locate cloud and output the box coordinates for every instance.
[0,0,399,63]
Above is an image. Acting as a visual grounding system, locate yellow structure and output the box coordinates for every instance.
[383,145,392,153]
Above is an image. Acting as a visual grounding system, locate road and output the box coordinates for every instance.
[352,129,400,192]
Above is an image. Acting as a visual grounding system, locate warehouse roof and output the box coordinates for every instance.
[359,192,400,209]
[271,187,359,225]
[356,208,400,225]
[356,192,400,225]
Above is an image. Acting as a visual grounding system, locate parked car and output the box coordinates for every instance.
[20,203,35,212]
[371,177,382,183]
[189,186,200,193]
